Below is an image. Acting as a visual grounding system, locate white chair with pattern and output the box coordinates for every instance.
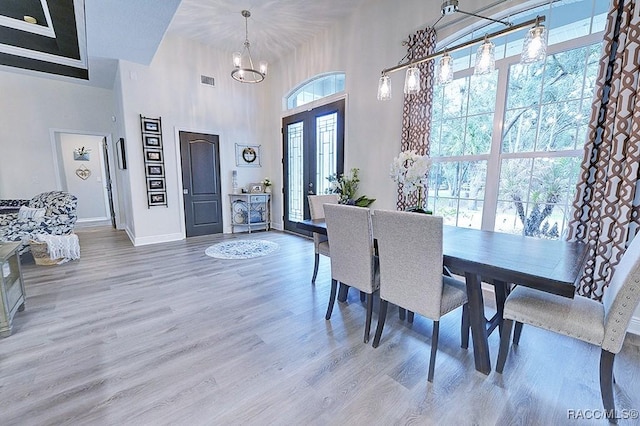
[496,233,640,424]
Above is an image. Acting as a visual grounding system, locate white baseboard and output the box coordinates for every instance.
[132,232,184,246]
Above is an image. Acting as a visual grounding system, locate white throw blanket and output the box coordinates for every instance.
[34,233,80,263]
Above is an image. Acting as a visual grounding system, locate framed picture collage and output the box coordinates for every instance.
[140,115,167,207]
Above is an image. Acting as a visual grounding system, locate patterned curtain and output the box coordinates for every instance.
[396,27,437,211]
[567,0,640,300]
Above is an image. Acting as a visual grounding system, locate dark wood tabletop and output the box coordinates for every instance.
[297,218,587,374]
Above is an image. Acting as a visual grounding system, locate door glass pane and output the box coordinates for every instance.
[287,122,304,222]
[316,112,338,195]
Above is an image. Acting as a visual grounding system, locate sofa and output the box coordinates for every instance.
[0,199,29,214]
[0,191,78,250]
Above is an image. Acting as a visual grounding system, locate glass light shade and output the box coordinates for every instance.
[474,40,495,75]
[404,67,421,95]
[521,25,547,64]
[259,60,268,75]
[437,53,454,85]
[233,52,242,68]
[377,75,391,101]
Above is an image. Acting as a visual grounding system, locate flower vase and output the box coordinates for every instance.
[405,187,432,214]
[265,186,272,193]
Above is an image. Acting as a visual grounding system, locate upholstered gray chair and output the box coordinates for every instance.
[324,203,379,343]
[307,194,340,284]
[371,210,469,382]
[496,233,640,423]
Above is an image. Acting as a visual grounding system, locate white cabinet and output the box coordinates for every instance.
[229,193,271,233]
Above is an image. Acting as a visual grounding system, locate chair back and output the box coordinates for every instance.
[373,210,444,320]
[602,233,640,353]
[308,194,340,220]
[324,204,377,293]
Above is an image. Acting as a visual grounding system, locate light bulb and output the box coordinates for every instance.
[233,52,242,68]
[377,75,391,101]
[404,67,421,95]
[438,53,453,85]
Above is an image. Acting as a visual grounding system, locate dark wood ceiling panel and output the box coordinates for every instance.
[0,0,86,79]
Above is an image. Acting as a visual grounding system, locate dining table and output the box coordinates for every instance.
[297,218,588,375]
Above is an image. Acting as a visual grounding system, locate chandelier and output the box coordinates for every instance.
[377,0,547,100]
[231,10,267,84]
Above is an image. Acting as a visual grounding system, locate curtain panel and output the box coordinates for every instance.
[567,0,640,300]
[396,28,437,211]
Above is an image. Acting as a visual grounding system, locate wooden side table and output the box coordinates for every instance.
[0,242,25,337]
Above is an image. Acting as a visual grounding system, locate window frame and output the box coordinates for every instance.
[429,28,603,234]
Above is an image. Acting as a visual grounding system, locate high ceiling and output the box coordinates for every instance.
[0,1,506,88]
[0,0,370,87]
[166,0,369,64]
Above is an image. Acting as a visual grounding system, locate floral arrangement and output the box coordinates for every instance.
[390,150,432,211]
[261,177,272,187]
[327,168,375,207]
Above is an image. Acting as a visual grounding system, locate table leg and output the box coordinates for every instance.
[465,271,491,375]
[337,283,349,302]
[494,280,508,335]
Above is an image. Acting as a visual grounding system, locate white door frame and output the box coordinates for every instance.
[49,128,117,225]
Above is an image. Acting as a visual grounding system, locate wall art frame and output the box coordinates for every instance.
[235,143,261,167]
[140,114,167,207]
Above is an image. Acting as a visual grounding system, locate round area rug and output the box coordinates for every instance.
[205,239,279,260]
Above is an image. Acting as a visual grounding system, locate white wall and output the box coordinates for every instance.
[58,133,108,221]
[115,35,271,244]
[0,72,117,200]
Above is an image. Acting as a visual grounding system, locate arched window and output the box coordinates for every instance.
[286,73,345,110]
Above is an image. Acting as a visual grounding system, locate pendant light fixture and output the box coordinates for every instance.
[404,67,421,95]
[474,35,495,75]
[231,10,267,84]
[521,17,547,64]
[437,52,454,85]
[377,74,392,100]
[376,0,549,100]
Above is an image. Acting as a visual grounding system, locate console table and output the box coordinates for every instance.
[0,242,25,337]
[229,193,271,233]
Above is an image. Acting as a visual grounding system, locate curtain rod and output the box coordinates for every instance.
[381,15,545,76]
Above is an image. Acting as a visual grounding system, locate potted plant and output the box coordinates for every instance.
[390,150,432,213]
[327,168,375,207]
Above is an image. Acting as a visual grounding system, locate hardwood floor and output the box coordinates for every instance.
[1,227,639,425]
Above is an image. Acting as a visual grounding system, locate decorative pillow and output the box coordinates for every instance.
[17,206,46,220]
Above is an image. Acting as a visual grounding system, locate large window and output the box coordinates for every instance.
[426,0,607,238]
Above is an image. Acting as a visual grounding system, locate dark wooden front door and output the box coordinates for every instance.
[282,99,344,235]
[179,131,223,237]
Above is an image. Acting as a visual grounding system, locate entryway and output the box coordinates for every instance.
[282,99,345,235]
[53,132,115,226]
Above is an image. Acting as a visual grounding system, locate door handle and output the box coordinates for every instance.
[183,189,189,195]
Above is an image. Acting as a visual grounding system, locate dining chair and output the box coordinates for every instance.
[307,194,340,284]
[371,209,469,382]
[496,234,640,423]
[323,203,379,343]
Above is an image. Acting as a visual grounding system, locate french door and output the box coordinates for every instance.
[282,99,344,234]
